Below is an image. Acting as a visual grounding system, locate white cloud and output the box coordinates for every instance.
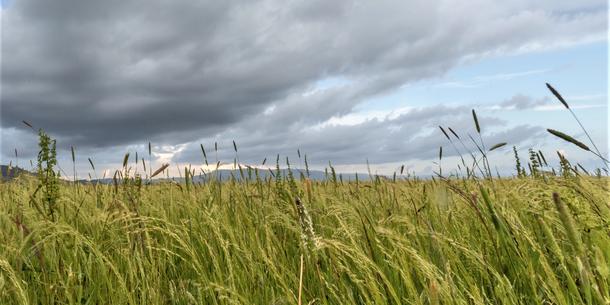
[533,104,606,111]
[434,69,550,89]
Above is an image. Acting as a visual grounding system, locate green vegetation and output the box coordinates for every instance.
[0,84,608,304]
[1,157,609,304]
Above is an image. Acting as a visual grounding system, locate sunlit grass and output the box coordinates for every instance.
[1,171,608,304]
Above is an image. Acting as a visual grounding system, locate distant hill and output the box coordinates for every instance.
[183,168,378,183]
[0,165,32,180]
[80,169,377,184]
[1,165,381,184]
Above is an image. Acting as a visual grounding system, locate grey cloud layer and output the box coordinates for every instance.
[1,0,606,165]
[172,104,544,166]
[498,95,550,110]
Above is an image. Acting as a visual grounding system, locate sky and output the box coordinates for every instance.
[0,0,608,178]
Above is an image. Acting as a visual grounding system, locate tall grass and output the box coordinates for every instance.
[1,156,609,304]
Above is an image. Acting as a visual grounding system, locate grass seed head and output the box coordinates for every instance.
[547,129,590,151]
[439,126,450,140]
[489,142,507,151]
[448,127,460,139]
[151,163,170,178]
[472,109,481,134]
[546,83,569,109]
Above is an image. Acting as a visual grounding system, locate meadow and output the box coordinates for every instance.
[0,84,609,304]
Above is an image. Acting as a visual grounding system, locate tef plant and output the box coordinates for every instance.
[37,129,60,221]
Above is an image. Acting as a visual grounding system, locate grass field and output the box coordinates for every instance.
[1,85,609,304]
[1,163,609,304]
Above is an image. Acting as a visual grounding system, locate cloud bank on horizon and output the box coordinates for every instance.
[1,0,608,176]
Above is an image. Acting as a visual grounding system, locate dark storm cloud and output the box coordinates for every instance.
[1,0,606,167]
